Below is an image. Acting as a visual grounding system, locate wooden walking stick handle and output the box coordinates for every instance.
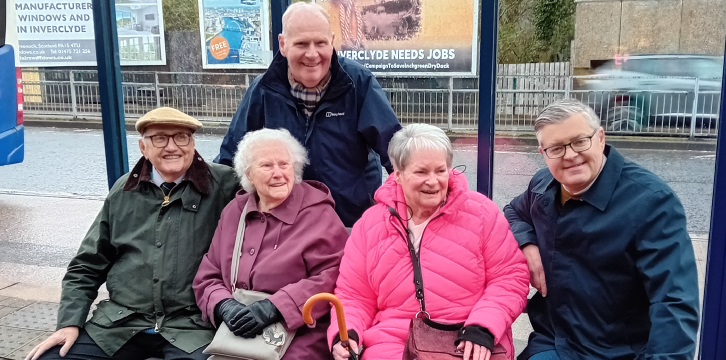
[303,293,349,342]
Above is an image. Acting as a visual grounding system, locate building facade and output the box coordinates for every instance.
[573,0,726,70]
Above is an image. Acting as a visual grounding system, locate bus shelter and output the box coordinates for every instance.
[89,0,726,358]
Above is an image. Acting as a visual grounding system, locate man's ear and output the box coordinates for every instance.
[278,34,286,57]
[538,146,543,155]
[139,138,148,158]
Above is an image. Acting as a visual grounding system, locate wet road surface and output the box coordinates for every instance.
[0,126,715,279]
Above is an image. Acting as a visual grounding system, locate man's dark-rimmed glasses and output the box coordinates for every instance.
[541,131,598,159]
[144,133,192,148]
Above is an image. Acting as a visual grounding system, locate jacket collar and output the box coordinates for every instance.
[123,151,211,195]
[532,144,623,211]
[242,182,305,225]
[260,50,353,101]
[375,168,469,220]
[580,145,622,211]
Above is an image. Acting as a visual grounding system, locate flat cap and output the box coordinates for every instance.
[135,107,203,133]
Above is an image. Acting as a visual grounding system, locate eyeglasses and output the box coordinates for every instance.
[541,131,598,159]
[144,132,192,148]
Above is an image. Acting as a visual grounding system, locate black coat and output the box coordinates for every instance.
[216,51,402,227]
[504,145,700,360]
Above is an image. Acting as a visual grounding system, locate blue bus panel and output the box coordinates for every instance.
[0,44,23,166]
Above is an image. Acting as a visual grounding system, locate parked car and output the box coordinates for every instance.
[574,54,723,131]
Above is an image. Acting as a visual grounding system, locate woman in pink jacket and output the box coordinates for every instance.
[329,124,529,360]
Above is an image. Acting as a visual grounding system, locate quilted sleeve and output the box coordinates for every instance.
[465,205,529,344]
[327,217,379,348]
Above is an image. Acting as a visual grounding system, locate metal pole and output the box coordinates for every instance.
[476,0,498,198]
[690,77,700,138]
[448,77,454,131]
[565,75,571,99]
[698,36,726,360]
[69,70,77,120]
[92,0,129,189]
[155,72,161,108]
[271,0,290,54]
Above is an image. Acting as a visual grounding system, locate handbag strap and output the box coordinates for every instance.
[388,206,428,318]
[230,203,249,292]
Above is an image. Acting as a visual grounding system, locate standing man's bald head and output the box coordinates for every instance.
[279,2,336,88]
[281,2,332,37]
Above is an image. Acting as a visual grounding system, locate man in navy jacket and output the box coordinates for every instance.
[504,99,699,360]
[216,2,401,227]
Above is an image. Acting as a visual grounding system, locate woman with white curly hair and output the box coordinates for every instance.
[194,128,349,358]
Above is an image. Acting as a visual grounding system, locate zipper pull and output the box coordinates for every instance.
[154,322,159,333]
[162,196,170,207]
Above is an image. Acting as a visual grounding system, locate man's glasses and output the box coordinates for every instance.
[541,131,597,159]
[144,132,192,148]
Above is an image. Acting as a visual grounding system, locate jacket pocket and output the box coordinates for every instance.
[189,313,214,329]
[89,300,136,328]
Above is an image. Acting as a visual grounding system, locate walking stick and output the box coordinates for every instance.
[303,293,360,360]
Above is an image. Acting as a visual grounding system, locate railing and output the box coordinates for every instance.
[20,69,721,137]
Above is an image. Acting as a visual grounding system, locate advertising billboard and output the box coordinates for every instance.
[14,0,167,67]
[315,0,479,75]
[198,0,272,69]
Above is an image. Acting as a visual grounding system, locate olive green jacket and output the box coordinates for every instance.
[57,152,239,355]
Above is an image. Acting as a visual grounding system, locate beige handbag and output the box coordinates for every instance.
[204,204,296,360]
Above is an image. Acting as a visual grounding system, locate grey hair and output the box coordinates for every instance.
[282,2,331,37]
[534,98,602,135]
[233,128,309,193]
[388,123,453,172]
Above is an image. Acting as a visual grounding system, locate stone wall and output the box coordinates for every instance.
[573,0,726,69]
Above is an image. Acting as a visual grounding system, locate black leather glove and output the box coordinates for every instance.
[236,299,282,338]
[214,298,248,332]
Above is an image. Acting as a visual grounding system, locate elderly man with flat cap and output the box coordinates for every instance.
[216,1,401,227]
[27,107,239,360]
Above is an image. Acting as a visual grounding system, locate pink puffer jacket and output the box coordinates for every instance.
[328,171,529,359]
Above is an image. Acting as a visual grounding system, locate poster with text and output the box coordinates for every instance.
[198,0,272,69]
[14,0,167,67]
[315,0,478,75]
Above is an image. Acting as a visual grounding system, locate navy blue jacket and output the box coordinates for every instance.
[216,52,401,226]
[504,145,699,360]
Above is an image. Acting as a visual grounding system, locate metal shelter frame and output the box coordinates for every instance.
[92,0,726,358]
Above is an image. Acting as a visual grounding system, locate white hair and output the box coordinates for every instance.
[534,98,602,135]
[233,128,309,193]
[282,2,331,37]
[388,123,453,172]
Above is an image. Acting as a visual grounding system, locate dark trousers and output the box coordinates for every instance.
[36,329,208,360]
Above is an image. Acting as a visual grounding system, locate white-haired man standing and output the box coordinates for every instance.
[504,99,699,360]
[216,1,401,227]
